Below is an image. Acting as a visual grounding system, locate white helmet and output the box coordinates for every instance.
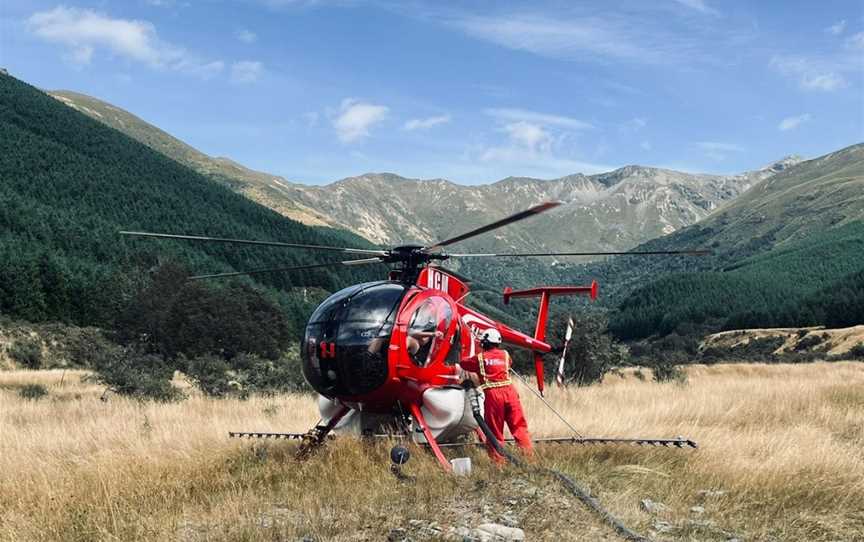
[481,329,502,345]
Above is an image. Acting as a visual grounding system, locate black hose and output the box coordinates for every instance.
[466,386,652,542]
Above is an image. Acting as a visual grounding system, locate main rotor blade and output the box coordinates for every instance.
[120,231,389,256]
[421,201,561,253]
[448,249,712,258]
[189,258,383,280]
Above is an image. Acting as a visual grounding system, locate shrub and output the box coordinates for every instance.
[794,334,825,352]
[185,354,234,397]
[91,343,182,401]
[651,358,688,384]
[544,314,628,387]
[629,333,697,366]
[65,329,117,368]
[698,336,785,363]
[185,347,310,398]
[744,336,786,361]
[849,343,864,360]
[115,265,292,362]
[18,383,48,400]
[8,338,42,369]
[238,348,310,394]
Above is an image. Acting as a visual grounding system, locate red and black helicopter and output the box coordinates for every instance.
[122,201,700,471]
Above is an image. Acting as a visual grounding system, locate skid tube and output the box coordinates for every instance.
[434,436,697,449]
[229,431,310,440]
[229,432,697,449]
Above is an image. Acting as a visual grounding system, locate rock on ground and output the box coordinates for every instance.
[472,523,525,542]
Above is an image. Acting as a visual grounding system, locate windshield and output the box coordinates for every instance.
[302,281,407,396]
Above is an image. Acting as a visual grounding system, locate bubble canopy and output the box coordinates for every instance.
[301,281,408,397]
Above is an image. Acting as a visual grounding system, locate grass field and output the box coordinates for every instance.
[1,362,863,541]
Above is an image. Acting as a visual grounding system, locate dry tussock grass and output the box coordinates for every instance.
[1,363,862,541]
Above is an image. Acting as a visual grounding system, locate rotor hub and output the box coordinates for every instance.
[385,246,449,283]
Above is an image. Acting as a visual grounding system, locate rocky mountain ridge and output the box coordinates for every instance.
[280,160,798,255]
[49,89,800,256]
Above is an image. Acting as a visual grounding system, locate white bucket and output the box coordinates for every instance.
[450,457,472,476]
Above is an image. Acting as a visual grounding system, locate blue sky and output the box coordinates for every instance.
[1,0,862,184]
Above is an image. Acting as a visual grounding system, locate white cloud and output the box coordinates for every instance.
[174,58,225,79]
[454,14,685,65]
[502,121,552,153]
[471,144,613,176]
[697,141,743,152]
[403,114,451,131]
[672,0,720,16]
[827,20,846,36]
[778,113,811,131]
[230,60,263,83]
[771,56,847,92]
[696,141,744,161]
[640,140,652,151]
[485,108,592,130]
[474,144,609,173]
[27,6,223,77]
[475,106,597,172]
[847,32,864,50]
[332,99,389,143]
[620,117,647,133]
[801,72,845,91]
[236,28,258,44]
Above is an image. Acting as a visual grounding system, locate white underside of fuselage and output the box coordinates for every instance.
[317,387,484,444]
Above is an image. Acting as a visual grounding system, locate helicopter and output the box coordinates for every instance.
[122,201,702,471]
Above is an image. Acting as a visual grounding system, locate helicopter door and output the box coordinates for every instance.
[403,294,455,368]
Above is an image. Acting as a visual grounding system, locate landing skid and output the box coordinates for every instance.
[230,431,697,449]
[435,435,698,449]
[407,403,452,471]
[229,431,320,440]
[295,405,351,460]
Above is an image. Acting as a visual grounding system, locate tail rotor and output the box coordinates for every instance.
[556,317,574,387]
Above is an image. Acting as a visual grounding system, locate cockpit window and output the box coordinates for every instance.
[339,283,406,355]
[302,281,406,397]
[307,283,364,324]
[407,296,453,367]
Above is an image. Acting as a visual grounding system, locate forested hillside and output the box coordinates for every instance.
[0,73,379,331]
[602,144,864,341]
[610,221,864,340]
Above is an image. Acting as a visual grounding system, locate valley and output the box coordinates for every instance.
[4,2,863,541]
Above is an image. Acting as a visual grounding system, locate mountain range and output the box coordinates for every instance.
[37,83,864,344]
[49,90,800,257]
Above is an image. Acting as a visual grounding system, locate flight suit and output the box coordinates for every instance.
[461,347,533,462]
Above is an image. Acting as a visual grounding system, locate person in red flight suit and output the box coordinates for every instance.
[460,329,533,463]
